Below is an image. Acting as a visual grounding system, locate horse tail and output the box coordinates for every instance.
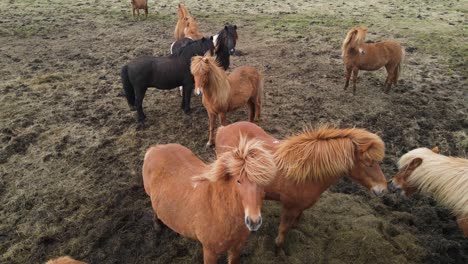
[121,65,135,108]
[396,47,405,84]
[257,74,264,105]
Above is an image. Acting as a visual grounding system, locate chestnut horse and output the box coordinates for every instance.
[174,3,190,40]
[191,55,263,146]
[342,26,405,94]
[131,0,148,20]
[46,256,86,264]
[184,16,205,39]
[143,137,276,263]
[390,147,468,237]
[215,122,388,249]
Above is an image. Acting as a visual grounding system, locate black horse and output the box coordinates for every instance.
[170,24,238,70]
[120,37,214,123]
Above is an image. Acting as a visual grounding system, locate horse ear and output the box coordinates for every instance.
[357,142,373,153]
[210,35,214,41]
[224,25,228,30]
[431,146,439,153]
[408,158,423,170]
[234,25,237,30]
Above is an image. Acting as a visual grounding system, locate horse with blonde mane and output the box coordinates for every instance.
[46,256,86,264]
[143,137,276,263]
[191,55,263,147]
[215,121,388,249]
[391,147,468,237]
[342,26,405,94]
[174,3,190,40]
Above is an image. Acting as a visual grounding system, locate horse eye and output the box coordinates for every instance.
[236,179,241,184]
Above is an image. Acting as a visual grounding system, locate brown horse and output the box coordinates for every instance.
[215,122,388,249]
[46,256,87,264]
[143,137,277,263]
[342,26,405,94]
[184,16,205,39]
[191,55,263,147]
[391,147,468,237]
[174,3,190,40]
[131,0,148,20]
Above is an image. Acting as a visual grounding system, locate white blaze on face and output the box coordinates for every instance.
[212,34,219,47]
[195,87,202,96]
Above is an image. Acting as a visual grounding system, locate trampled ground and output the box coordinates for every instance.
[0,0,467,263]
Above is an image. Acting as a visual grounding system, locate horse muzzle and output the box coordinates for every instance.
[245,215,262,232]
[389,182,404,195]
[371,185,388,197]
[229,48,236,55]
[195,87,202,96]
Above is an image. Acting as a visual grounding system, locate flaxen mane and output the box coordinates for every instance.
[275,125,385,183]
[191,55,231,108]
[342,26,368,57]
[193,136,276,186]
[398,148,468,216]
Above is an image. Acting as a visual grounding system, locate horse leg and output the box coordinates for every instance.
[181,84,192,114]
[136,9,140,20]
[218,112,228,126]
[132,7,135,19]
[352,68,359,95]
[254,96,262,121]
[344,66,352,90]
[145,6,148,19]
[227,243,244,264]
[202,246,218,264]
[207,112,216,147]
[247,100,255,122]
[384,66,395,94]
[135,87,147,123]
[275,206,302,250]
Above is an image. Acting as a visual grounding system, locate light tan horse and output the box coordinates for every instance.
[131,0,148,20]
[215,122,388,249]
[184,16,205,39]
[391,147,468,237]
[342,26,405,94]
[174,3,190,40]
[143,137,276,263]
[191,55,263,147]
[46,256,86,264]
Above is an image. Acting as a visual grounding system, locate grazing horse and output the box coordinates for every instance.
[174,3,190,40]
[342,26,405,94]
[46,256,86,264]
[215,122,388,249]
[390,147,468,237]
[191,55,263,146]
[120,37,214,123]
[143,137,277,263]
[131,0,148,20]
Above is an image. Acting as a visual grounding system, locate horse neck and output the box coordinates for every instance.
[215,49,230,70]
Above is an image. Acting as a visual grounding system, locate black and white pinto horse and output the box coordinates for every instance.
[170,24,238,95]
[120,37,214,123]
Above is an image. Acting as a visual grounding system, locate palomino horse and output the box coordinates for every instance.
[131,0,148,20]
[174,3,190,40]
[191,55,263,146]
[342,26,405,94]
[46,256,86,264]
[390,147,468,237]
[215,122,388,249]
[120,37,214,123]
[143,137,276,263]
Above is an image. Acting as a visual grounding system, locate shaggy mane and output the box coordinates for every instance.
[191,55,231,109]
[193,136,276,186]
[342,26,368,57]
[398,148,468,217]
[275,125,385,183]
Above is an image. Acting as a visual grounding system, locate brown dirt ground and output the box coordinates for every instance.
[0,0,467,263]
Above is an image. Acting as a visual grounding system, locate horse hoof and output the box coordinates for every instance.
[206,142,214,148]
[184,109,192,115]
[129,105,136,111]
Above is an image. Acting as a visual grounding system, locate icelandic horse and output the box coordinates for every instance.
[190,55,263,146]
[215,121,388,249]
[143,137,277,263]
[174,3,190,40]
[342,26,405,94]
[390,147,468,237]
[131,0,148,20]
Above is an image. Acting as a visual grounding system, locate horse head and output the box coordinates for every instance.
[192,137,276,231]
[221,24,238,55]
[349,140,388,196]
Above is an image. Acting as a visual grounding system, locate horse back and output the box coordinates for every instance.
[228,66,262,94]
[127,56,186,89]
[360,41,403,66]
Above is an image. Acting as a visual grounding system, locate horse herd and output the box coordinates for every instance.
[45,3,467,264]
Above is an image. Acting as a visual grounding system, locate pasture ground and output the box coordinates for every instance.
[0,0,467,263]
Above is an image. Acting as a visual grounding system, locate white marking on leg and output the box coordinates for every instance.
[170,42,175,54]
